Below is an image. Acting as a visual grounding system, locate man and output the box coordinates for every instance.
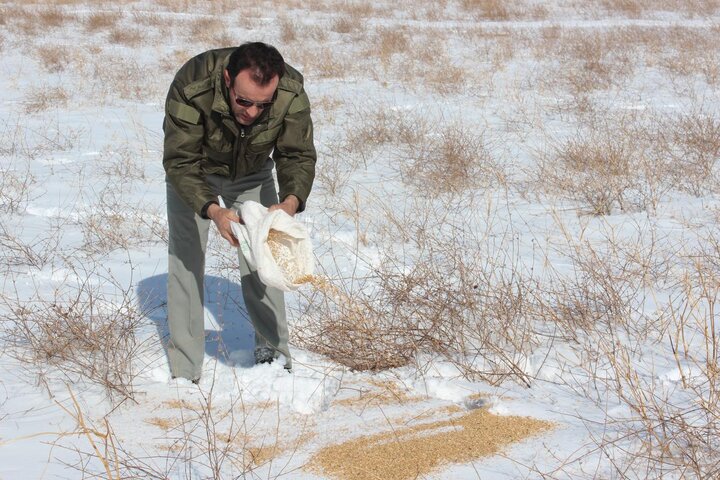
[163,42,316,382]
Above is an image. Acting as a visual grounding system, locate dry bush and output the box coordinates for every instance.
[533,29,635,96]
[375,27,410,64]
[186,15,235,47]
[160,48,192,75]
[2,262,147,401]
[278,15,297,43]
[292,47,348,79]
[337,1,380,18]
[85,11,122,33]
[0,219,65,273]
[655,28,720,86]
[337,105,429,168]
[23,86,70,114]
[460,0,510,19]
[575,237,720,478]
[0,117,80,161]
[0,162,36,215]
[107,28,144,47]
[35,45,73,73]
[460,0,546,20]
[38,6,73,28]
[601,0,720,17]
[600,0,644,17]
[538,121,639,215]
[131,10,165,27]
[402,122,503,195]
[297,197,538,385]
[658,110,720,196]
[331,16,360,34]
[422,60,466,95]
[80,189,157,255]
[538,218,672,341]
[57,379,297,479]
[90,55,162,101]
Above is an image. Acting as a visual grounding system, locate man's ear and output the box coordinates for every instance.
[223,69,231,88]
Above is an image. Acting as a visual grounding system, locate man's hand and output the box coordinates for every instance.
[268,195,300,217]
[207,204,241,247]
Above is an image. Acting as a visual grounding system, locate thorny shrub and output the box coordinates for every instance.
[401,122,503,195]
[1,261,149,401]
[296,197,538,386]
[577,236,720,478]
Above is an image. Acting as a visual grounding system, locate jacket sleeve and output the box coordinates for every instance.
[272,89,317,213]
[162,81,216,216]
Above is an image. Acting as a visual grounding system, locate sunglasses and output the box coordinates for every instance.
[233,94,274,110]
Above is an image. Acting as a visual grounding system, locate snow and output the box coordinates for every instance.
[1,1,720,479]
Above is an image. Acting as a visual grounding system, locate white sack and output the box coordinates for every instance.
[229,200,314,292]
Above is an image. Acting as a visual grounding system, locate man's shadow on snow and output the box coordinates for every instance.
[137,274,257,368]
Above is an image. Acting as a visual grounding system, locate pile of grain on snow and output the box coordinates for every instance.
[310,406,552,479]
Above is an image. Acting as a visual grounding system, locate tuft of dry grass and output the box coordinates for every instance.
[375,27,410,64]
[85,11,122,32]
[187,16,228,45]
[298,196,537,385]
[278,15,297,43]
[107,28,144,47]
[402,122,502,195]
[39,6,74,28]
[23,86,70,114]
[34,45,72,73]
[2,262,147,401]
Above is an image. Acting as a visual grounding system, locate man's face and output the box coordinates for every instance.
[224,68,279,126]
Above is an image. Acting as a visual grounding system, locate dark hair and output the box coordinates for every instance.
[227,42,285,86]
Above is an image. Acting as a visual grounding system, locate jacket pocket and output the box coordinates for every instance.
[204,145,233,166]
[247,125,282,153]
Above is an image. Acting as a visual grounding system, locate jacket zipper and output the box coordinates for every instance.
[232,126,246,181]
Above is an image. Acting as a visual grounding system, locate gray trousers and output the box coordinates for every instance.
[166,160,290,380]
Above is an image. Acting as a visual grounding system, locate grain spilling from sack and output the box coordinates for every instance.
[267,228,323,286]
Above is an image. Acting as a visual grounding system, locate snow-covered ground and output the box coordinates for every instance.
[1,1,720,478]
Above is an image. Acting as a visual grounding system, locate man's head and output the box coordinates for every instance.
[224,42,285,126]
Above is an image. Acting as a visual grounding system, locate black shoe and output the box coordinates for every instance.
[172,375,200,385]
[254,347,276,365]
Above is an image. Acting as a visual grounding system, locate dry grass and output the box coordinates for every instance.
[38,6,74,28]
[23,86,70,114]
[298,197,537,385]
[278,15,297,43]
[375,27,410,64]
[460,0,547,20]
[0,162,36,215]
[85,11,122,32]
[662,110,720,196]
[401,122,502,195]
[538,125,637,215]
[601,0,720,17]
[311,407,552,480]
[34,45,72,73]
[331,16,360,34]
[2,262,147,401]
[107,27,144,47]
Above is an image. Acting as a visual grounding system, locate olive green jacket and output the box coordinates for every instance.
[163,47,316,215]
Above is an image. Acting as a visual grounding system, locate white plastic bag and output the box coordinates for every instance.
[228,200,314,292]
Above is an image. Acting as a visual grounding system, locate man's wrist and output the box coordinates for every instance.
[201,200,219,219]
[282,195,300,212]
[205,202,221,220]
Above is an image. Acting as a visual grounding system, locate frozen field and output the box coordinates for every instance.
[1,1,719,478]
